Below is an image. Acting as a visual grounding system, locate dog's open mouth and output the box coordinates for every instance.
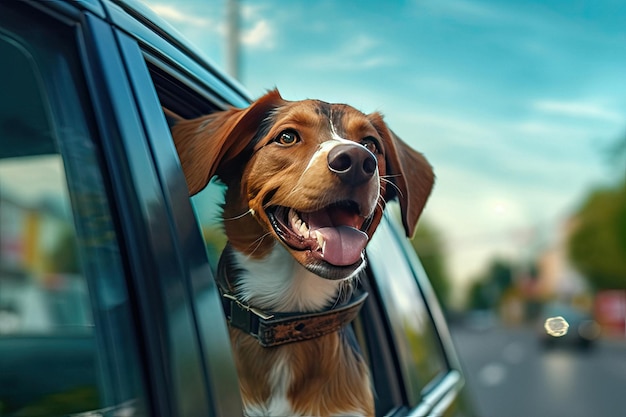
[267,202,369,267]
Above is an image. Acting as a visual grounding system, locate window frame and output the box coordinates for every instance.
[101,9,247,417]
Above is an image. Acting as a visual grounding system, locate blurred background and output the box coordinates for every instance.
[143,1,626,416]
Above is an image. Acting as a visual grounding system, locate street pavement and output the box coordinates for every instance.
[449,324,626,417]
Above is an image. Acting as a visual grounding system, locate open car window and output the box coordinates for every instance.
[148,62,230,273]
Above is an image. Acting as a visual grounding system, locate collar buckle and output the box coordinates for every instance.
[223,293,274,336]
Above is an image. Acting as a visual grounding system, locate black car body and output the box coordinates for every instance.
[0,1,474,416]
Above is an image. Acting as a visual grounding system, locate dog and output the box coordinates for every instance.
[171,89,434,416]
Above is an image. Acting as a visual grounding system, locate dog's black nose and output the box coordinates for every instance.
[327,143,377,186]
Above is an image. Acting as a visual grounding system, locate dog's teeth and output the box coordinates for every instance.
[299,221,309,236]
[286,208,310,238]
[315,231,325,249]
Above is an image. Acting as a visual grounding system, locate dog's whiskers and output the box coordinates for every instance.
[381,173,402,179]
[380,177,403,198]
[223,209,254,221]
[331,279,356,309]
[245,232,273,257]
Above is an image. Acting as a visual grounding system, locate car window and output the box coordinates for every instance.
[366,202,449,407]
[0,5,146,416]
[148,62,231,273]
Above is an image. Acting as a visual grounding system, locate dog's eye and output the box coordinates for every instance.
[275,130,300,147]
[361,137,380,154]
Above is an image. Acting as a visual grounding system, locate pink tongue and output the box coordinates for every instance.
[316,226,368,266]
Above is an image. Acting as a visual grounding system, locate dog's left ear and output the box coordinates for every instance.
[368,113,435,238]
[171,90,286,196]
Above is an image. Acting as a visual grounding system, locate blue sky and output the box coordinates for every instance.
[144,0,626,300]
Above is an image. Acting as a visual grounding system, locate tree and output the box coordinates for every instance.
[47,226,80,274]
[410,220,451,308]
[567,182,626,290]
[467,279,493,310]
[465,258,514,310]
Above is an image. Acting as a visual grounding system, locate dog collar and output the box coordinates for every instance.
[216,248,368,348]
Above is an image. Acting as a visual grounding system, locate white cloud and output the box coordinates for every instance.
[349,35,380,56]
[423,0,505,21]
[394,110,500,152]
[423,165,538,289]
[412,76,468,95]
[394,101,617,291]
[533,99,623,123]
[296,34,397,71]
[241,20,274,49]
[241,4,266,20]
[420,0,557,33]
[237,4,276,50]
[149,3,214,28]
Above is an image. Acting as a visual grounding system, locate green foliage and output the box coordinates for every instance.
[10,386,98,416]
[467,279,492,310]
[568,182,626,290]
[410,220,451,308]
[466,258,514,310]
[202,225,228,270]
[47,225,79,274]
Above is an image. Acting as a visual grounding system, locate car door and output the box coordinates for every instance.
[0,1,243,416]
[0,1,149,415]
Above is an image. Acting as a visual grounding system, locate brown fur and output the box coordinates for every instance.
[229,329,372,416]
[171,89,434,416]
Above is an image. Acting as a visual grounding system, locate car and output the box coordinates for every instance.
[539,301,601,351]
[0,0,476,416]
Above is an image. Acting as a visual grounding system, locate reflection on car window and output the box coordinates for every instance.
[0,155,91,333]
[366,202,448,406]
[0,29,100,416]
[0,6,145,416]
[191,179,228,272]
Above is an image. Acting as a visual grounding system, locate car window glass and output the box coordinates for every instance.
[0,6,146,416]
[366,202,449,406]
[190,179,228,272]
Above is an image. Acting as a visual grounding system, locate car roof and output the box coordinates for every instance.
[103,0,251,105]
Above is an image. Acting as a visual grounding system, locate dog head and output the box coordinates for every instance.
[172,90,434,280]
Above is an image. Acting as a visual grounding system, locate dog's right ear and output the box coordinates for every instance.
[170,90,285,196]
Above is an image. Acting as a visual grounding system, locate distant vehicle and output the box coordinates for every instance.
[0,0,476,416]
[539,301,601,350]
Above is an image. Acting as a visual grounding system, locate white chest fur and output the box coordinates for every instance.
[232,244,343,313]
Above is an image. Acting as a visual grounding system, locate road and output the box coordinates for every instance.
[449,325,626,417]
